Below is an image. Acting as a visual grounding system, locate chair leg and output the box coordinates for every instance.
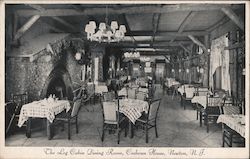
[229,135,232,147]
[196,110,199,120]
[68,120,71,140]
[101,124,104,142]
[145,124,148,143]
[117,127,120,144]
[222,132,225,147]
[76,117,78,134]
[155,122,158,138]
[200,111,202,127]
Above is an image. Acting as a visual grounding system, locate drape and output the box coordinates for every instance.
[209,34,231,94]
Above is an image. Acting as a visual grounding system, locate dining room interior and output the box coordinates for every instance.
[4,2,247,148]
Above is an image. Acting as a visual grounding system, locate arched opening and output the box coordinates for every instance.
[41,65,74,100]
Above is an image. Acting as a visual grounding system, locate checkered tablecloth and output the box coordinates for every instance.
[119,99,149,124]
[18,100,71,127]
[217,114,245,138]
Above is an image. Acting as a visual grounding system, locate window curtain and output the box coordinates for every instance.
[209,34,231,94]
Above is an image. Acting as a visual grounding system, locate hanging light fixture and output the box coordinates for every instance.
[85,5,126,43]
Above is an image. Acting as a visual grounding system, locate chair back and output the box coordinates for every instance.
[136,91,147,101]
[127,88,137,99]
[148,99,161,120]
[207,96,223,107]
[86,83,95,95]
[103,92,115,102]
[71,98,82,117]
[11,92,28,114]
[196,87,209,96]
[102,101,118,123]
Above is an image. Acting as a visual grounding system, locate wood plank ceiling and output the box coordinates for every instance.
[9,3,245,56]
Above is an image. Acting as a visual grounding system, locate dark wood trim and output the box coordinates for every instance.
[16,4,238,17]
[221,7,244,31]
[224,42,244,50]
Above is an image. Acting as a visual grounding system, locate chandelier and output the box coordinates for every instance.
[84,6,126,43]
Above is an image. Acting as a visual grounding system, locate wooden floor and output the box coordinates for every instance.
[6,85,230,147]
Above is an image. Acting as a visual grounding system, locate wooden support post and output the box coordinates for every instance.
[221,7,244,31]
[14,15,40,40]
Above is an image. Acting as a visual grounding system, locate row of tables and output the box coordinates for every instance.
[18,82,150,140]
[164,78,246,145]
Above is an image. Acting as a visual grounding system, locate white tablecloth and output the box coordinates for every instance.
[191,96,207,107]
[138,87,148,94]
[165,78,180,88]
[217,114,245,138]
[119,99,149,124]
[178,86,196,98]
[118,87,127,96]
[18,100,71,127]
[95,85,108,94]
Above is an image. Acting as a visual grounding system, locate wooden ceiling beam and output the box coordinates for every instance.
[16,4,238,17]
[188,35,208,53]
[206,16,229,32]
[26,4,77,31]
[178,43,192,55]
[152,13,161,44]
[170,11,197,42]
[221,7,244,31]
[14,15,40,41]
[127,31,208,37]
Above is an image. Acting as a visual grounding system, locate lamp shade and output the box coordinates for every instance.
[179,69,182,73]
[186,68,190,73]
[111,21,118,30]
[89,21,96,29]
[119,25,126,33]
[99,23,106,31]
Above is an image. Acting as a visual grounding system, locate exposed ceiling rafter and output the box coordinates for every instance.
[16,4,239,17]
[170,11,197,43]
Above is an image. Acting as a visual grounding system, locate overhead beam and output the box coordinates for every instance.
[206,16,230,32]
[14,15,40,40]
[221,7,244,31]
[152,13,161,43]
[188,35,208,53]
[170,11,197,42]
[51,17,76,30]
[178,43,192,54]
[16,4,238,17]
[26,4,77,31]
[127,31,208,37]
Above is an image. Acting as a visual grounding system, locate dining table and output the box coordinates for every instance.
[18,99,71,139]
[217,114,245,138]
[118,98,149,138]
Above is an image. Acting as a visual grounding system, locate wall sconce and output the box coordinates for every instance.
[197,66,200,72]
[186,68,190,73]
[171,69,175,73]
[200,68,204,73]
[179,69,182,73]
[75,52,82,60]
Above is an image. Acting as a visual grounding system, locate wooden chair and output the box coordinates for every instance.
[204,96,222,133]
[220,101,245,147]
[102,92,116,102]
[127,87,137,99]
[136,91,147,101]
[181,86,195,110]
[101,100,128,144]
[86,82,95,104]
[53,98,82,140]
[6,92,28,134]
[135,99,161,143]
